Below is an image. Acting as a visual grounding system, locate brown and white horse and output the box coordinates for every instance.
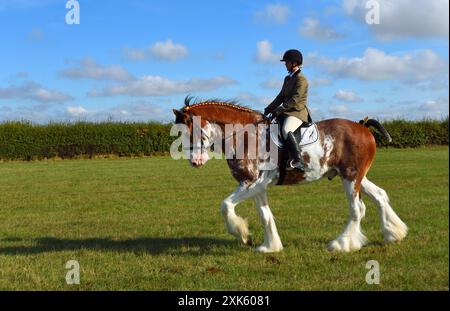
[172,98,407,253]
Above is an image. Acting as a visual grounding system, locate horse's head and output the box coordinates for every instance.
[173,108,216,168]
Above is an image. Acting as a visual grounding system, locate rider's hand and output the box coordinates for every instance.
[263,108,272,118]
[274,103,287,115]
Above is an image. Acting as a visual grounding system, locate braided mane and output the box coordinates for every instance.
[182,96,256,114]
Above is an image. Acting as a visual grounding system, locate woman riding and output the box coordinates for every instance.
[264,49,311,170]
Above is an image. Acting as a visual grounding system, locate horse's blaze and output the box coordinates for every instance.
[190,151,209,167]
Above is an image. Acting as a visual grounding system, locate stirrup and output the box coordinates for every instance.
[288,159,304,170]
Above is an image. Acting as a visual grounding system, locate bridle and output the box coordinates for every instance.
[182,113,212,153]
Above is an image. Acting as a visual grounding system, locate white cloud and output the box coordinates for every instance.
[310,77,331,87]
[343,0,449,40]
[308,48,447,82]
[414,78,449,91]
[32,88,70,103]
[67,106,88,117]
[334,89,363,102]
[419,100,440,111]
[299,18,344,41]
[0,81,72,103]
[378,96,449,120]
[236,92,272,109]
[0,106,49,123]
[59,58,133,81]
[329,105,349,115]
[322,95,449,121]
[418,96,449,116]
[62,101,171,122]
[89,75,237,97]
[123,47,147,61]
[260,78,283,89]
[125,39,188,62]
[254,4,290,24]
[255,40,281,64]
[150,39,188,61]
[105,101,169,121]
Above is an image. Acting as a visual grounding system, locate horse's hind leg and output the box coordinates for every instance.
[361,177,408,243]
[253,191,283,253]
[328,179,368,252]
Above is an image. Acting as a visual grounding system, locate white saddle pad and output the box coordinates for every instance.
[270,122,319,148]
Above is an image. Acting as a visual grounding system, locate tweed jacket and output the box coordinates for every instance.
[265,70,310,122]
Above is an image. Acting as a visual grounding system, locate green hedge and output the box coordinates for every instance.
[0,118,448,160]
[370,118,449,148]
[0,121,173,160]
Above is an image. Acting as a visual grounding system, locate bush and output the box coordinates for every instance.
[0,121,173,160]
[0,118,448,160]
[372,118,449,148]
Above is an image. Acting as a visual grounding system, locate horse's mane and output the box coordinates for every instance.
[181,96,257,114]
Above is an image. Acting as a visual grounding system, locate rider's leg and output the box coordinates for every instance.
[282,116,304,169]
[281,116,303,140]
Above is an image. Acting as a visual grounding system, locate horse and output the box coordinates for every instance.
[172,97,407,253]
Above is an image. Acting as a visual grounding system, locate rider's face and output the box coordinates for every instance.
[284,61,293,73]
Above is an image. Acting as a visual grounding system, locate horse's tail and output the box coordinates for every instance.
[359,117,393,143]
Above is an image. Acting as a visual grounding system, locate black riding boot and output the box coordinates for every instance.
[286,131,304,170]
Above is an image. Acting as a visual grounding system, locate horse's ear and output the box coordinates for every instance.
[173,109,184,120]
[173,109,188,124]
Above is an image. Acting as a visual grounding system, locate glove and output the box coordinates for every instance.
[263,107,272,118]
[273,103,287,115]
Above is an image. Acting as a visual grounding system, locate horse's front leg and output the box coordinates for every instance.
[253,191,283,253]
[220,170,278,248]
[220,184,256,246]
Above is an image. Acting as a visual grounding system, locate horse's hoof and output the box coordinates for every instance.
[327,236,365,252]
[256,244,283,253]
[327,240,344,252]
[245,236,253,246]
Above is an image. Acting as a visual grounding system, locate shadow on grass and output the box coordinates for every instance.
[0,236,235,256]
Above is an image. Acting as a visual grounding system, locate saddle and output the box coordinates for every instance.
[269,117,319,149]
[268,116,319,185]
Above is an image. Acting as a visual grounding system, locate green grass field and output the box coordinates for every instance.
[0,147,448,290]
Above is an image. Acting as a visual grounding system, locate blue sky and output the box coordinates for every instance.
[0,0,448,123]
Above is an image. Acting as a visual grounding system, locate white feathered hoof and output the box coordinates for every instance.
[256,243,283,253]
[383,220,408,243]
[327,233,367,252]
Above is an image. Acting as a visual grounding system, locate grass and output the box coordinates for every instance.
[0,146,448,290]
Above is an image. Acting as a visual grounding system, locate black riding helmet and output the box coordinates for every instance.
[280,49,303,65]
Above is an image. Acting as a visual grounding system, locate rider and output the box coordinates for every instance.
[264,49,310,170]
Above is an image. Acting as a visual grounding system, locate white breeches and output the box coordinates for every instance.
[282,116,303,140]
